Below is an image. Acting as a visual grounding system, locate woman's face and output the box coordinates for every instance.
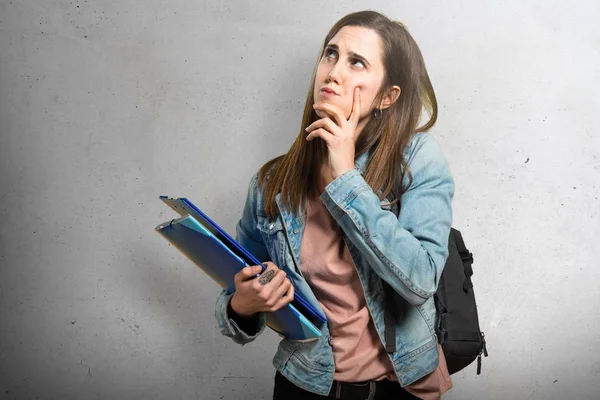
[313,25,387,121]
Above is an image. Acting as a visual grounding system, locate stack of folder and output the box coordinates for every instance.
[156,196,326,340]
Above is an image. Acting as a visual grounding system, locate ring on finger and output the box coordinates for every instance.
[258,270,276,286]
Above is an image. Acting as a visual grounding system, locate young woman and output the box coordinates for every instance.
[215,10,454,400]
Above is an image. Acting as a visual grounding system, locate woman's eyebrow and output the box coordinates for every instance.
[326,43,371,67]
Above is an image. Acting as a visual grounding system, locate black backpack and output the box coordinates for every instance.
[382,194,488,375]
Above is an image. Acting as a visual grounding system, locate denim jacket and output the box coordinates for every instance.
[215,132,454,395]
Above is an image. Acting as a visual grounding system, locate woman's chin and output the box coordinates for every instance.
[314,109,329,119]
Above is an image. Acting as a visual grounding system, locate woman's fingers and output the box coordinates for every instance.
[259,269,289,309]
[254,266,286,293]
[234,265,262,291]
[231,262,293,315]
[312,103,346,126]
[305,117,339,135]
[272,276,293,301]
[269,268,288,288]
[308,89,361,144]
[348,87,361,126]
[306,127,335,142]
[271,282,295,312]
[236,264,262,281]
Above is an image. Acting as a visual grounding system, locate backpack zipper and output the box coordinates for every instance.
[476,331,488,375]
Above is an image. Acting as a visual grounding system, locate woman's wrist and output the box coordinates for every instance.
[229,293,256,318]
[331,166,354,180]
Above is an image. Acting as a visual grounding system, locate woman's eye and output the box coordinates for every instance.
[352,59,365,69]
[325,48,337,59]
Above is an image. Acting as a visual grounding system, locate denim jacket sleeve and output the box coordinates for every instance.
[214,173,268,345]
[320,133,454,306]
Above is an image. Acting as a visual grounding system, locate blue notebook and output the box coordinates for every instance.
[156,214,322,340]
[159,196,327,325]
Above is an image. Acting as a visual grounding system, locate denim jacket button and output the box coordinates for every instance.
[293,229,299,234]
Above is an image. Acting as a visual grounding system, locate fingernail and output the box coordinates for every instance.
[305,127,309,132]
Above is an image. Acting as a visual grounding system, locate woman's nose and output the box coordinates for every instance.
[326,63,343,84]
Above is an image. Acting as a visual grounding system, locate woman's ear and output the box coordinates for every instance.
[380,85,401,110]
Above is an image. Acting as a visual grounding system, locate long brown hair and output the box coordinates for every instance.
[258,10,437,219]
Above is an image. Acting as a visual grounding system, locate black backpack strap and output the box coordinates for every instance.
[451,228,475,291]
[434,265,448,345]
[382,281,397,353]
[382,183,402,354]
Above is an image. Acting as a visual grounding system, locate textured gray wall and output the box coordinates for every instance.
[1,1,599,399]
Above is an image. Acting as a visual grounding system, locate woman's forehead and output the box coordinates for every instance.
[327,26,383,60]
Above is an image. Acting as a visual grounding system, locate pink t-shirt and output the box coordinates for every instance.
[299,193,452,399]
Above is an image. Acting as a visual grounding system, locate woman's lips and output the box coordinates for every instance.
[320,87,338,97]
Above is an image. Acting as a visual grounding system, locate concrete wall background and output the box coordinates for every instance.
[1,1,599,399]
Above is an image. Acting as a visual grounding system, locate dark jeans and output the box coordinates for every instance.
[273,371,421,400]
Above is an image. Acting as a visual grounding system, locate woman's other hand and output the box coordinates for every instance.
[229,262,295,317]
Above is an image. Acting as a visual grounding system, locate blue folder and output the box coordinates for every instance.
[156,207,325,340]
[156,215,321,340]
[159,196,327,325]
